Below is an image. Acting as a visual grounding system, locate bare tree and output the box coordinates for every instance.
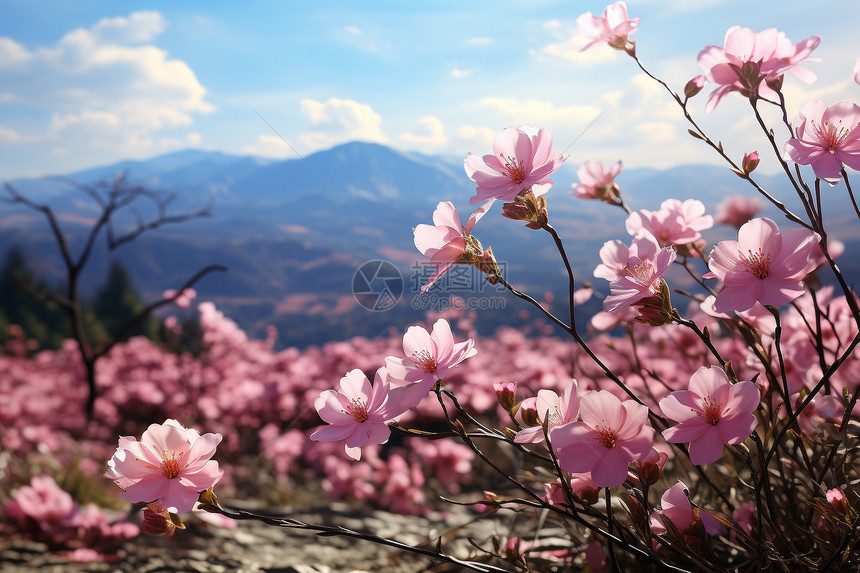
[3,173,226,421]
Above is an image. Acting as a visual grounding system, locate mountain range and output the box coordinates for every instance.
[2,143,857,347]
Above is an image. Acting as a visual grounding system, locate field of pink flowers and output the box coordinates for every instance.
[4,2,860,571]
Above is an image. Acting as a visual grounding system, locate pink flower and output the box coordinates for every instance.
[604,246,676,314]
[714,195,765,229]
[783,100,860,184]
[550,390,654,487]
[310,368,411,460]
[384,318,477,407]
[651,481,723,535]
[464,125,565,205]
[594,232,660,283]
[625,199,713,248]
[660,366,760,465]
[572,160,623,201]
[697,27,820,113]
[413,200,495,293]
[705,217,821,313]
[106,419,223,514]
[733,502,756,534]
[514,380,581,444]
[576,2,640,52]
[854,57,860,86]
[163,288,197,309]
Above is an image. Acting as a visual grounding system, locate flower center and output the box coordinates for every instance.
[739,247,771,279]
[595,424,618,449]
[812,119,854,153]
[345,398,369,423]
[161,451,181,479]
[625,258,656,287]
[697,397,724,426]
[412,350,438,374]
[500,154,527,185]
[546,406,564,428]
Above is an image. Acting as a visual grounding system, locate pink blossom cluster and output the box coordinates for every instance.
[3,475,138,562]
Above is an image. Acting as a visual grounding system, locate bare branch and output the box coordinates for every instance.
[4,182,77,273]
[94,264,227,359]
[1,270,73,309]
[108,196,213,250]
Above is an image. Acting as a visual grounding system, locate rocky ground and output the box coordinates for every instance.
[0,503,539,573]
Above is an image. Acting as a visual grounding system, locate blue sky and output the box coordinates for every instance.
[1,0,858,179]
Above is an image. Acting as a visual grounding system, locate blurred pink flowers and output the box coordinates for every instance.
[106,419,223,514]
[572,160,623,204]
[714,195,765,229]
[413,200,495,293]
[697,27,820,112]
[464,125,565,205]
[163,288,197,309]
[625,199,713,248]
[385,318,477,407]
[311,368,411,460]
[576,2,640,52]
[783,100,860,184]
[550,390,654,487]
[660,367,760,465]
[515,379,581,444]
[705,217,821,312]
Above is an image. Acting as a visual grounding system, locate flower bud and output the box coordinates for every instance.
[518,397,539,427]
[765,74,784,93]
[502,189,549,230]
[493,382,517,413]
[684,75,706,99]
[826,488,849,515]
[633,279,674,327]
[742,151,760,174]
[570,473,600,506]
[636,448,669,487]
[142,502,178,536]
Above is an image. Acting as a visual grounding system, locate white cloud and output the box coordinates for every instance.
[465,37,491,46]
[456,125,495,150]
[634,121,677,143]
[400,116,447,149]
[536,19,618,65]
[0,37,31,67]
[91,11,166,44]
[339,24,386,52]
[0,11,212,157]
[242,134,293,159]
[451,68,472,79]
[0,127,23,143]
[480,97,602,127]
[186,132,203,146]
[298,97,389,151]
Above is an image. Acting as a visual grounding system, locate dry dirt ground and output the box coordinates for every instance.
[0,502,534,573]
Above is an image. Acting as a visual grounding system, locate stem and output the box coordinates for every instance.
[766,306,793,420]
[605,489,619,573]
[197,502,514,573]
[543,223,576,331]
[625,57,811,230]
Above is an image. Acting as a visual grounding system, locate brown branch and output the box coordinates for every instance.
[94,264,227,359]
